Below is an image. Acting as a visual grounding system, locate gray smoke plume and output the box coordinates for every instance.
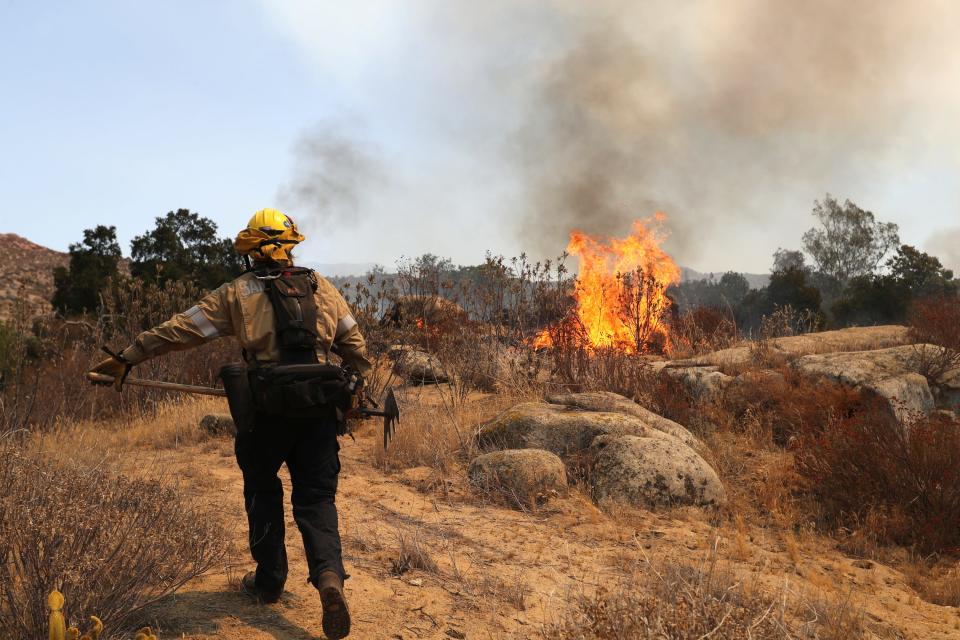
[265,1,960,269]
[278,124,384,232]
[927,227,960,274]
[512,0,960,260]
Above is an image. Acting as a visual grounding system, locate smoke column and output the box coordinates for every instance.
[265,0,960,270]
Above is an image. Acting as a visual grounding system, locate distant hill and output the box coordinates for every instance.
[0,234,68,322]
[679,266,769,290]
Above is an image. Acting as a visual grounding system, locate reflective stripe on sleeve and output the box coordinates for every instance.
[336,314,357,338]
[185,305,219,338]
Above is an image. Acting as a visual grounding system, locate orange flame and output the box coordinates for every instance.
[534,213,680,353]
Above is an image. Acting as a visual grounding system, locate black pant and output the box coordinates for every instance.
[235,411,344,594]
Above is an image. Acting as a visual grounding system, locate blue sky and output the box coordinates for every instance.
[2,1,958,273]
[0,1,316,254]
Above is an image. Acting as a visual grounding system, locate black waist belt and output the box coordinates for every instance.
[249,364,355,422]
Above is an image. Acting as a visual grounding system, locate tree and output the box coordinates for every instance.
[52,225,122,315]
[671,271,751,311]
[766,266,822,315]
[772,248,807,273]
[832,245,957,326]
[801,195,899,285]
[887,244,955,298]
[130,209,242,290]
[717,272,750,306]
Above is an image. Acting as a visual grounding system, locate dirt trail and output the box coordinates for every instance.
[138,419,958,640]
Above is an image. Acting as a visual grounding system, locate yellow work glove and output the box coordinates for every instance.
[89,355,133,391]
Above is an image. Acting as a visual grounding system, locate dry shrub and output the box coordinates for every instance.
[1,278,237,433]
[542,552,867,640]
[747,305,822,369]
[908,295,960,383]
[669,305,739,357]
[721,369,866,446]
[795,404,960,553]
[0,439,223,637]
[905,561,960,607]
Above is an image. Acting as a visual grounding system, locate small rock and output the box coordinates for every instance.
[468,449,567,508]
[936,366,960,411]
[199,414,235,437]
[408,578,423,587]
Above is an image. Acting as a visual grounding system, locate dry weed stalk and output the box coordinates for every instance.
[391,530,440,576]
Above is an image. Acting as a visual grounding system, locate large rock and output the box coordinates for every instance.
[545,391,702,451]
[589,434,726,508]
[694,325,912,368]
[468,449,567,508]
[389,346,449,384]
[793,345,937,422]
[477,402,657,457]
[381,295,467,328]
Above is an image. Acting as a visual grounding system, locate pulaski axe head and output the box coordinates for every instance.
[382,387,400,449]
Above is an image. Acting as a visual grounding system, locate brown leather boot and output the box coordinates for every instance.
[317,570,351,639]
[240,571,282,604]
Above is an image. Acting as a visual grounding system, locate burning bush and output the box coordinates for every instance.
[0,438,223,637]
[534,215,680,355]
[794,404,960,553]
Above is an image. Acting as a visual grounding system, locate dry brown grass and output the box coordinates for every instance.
[30,396,226,458]
[371,388,518,473]
[542,549,870,640]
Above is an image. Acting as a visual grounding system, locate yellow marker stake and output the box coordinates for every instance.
[48,591,66,640]
[89,616,104,640]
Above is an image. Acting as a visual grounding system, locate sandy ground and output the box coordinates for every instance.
[115,400,960,640]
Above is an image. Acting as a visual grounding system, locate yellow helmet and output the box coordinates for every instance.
[234,208,305,265]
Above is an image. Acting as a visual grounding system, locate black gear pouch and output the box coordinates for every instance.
[219,362,257,434]
[248,364,357,434]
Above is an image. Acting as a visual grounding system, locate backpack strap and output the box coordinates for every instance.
[257,267,320,365]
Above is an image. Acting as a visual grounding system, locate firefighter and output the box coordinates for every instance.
[89,209,369,639]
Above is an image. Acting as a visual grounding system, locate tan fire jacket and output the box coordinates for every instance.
[119,270,372,376]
